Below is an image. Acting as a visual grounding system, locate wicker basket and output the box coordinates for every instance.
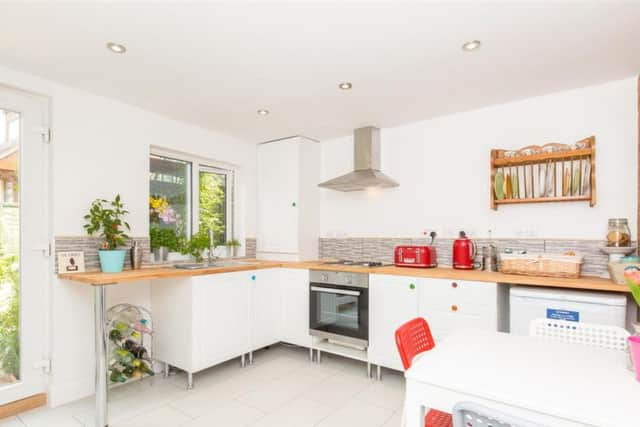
[499,252,583,278]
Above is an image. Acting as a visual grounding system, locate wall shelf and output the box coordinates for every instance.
[490,137,596,210]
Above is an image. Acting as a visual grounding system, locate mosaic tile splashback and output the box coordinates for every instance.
[54,236,150,273]
[319,237,625,278]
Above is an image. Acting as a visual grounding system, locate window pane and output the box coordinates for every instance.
[149,156,191,246]
[0,108,20,387]
[199,170,228,246]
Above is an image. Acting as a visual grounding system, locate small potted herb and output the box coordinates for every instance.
[149,226,180,262]
[225,239,242,258]
[84,195,130,273]
[180,230,212,262]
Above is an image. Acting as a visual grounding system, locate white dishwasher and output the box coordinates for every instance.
[509,286,627,335]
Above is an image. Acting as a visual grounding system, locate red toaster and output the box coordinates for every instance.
[394,246,437,268]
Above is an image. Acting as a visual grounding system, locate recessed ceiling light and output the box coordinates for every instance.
[338,82,353,90]
[106,42,127,54]
[462,40,481,52]
[257,109,269,116]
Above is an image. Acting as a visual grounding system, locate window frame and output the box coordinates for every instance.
[150,148,235,243]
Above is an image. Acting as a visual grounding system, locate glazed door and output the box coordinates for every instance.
[0,86,49,404]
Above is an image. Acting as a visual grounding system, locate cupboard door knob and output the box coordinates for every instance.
[251,275,256,281]
[451,304,458,312]
[409,283,415,290]
[451,282,458,288]
[292,202,297,207]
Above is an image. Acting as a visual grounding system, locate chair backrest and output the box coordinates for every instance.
[453,401,546,427]
[529,318,630,352]
[394,317,436,370]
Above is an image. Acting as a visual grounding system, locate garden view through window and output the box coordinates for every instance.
[0,108,21,387]
[149,154,232,258]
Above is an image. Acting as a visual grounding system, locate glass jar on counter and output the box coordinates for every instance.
[607,218,631,247]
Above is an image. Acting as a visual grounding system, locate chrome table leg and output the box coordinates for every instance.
[94,285,108,427]
[187,372,193,390]
[163,362,170,379]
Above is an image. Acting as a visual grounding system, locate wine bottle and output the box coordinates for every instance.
[110,368,126,383]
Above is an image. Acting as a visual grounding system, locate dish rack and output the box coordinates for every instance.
[490,136,596,210]
[499,252,584,278]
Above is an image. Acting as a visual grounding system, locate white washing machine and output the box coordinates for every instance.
[509,286,628,335]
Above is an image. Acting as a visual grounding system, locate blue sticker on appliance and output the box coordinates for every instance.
[546,308,579,322]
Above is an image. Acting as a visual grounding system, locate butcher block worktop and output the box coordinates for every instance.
[58,260,629,293]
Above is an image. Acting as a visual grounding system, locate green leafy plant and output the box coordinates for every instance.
[225,238,241,248]
[149,226,182,252]
[84,195,131,250]
[0,254,19,381]
[181,230,212,262]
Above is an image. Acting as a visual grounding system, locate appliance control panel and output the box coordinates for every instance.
[309,270,369,288]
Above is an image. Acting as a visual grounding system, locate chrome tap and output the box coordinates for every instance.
[208,229,217,265]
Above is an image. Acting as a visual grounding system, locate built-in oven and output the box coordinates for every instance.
[309,270,369,349]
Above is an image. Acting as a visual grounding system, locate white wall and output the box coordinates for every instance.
[0,65,257,405]
[320,77,637,240]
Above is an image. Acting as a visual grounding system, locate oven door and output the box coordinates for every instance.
[309,282,369,346]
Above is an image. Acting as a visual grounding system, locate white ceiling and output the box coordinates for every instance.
[1,1,639,143]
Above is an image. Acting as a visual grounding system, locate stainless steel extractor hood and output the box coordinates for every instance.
[318,126,399,192]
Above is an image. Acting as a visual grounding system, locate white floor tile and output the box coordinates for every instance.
[316,400,395,427]
[111,405,192,427]
[381,411,402,427]
[181,400,265,427]
[0,417,24,427]
[17,405,83,427]
[301,373,373,408]
[250,397,332,427]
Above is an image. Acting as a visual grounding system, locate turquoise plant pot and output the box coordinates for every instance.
[98,249,127,273]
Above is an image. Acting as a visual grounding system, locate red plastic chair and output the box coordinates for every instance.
[395,317,452,427]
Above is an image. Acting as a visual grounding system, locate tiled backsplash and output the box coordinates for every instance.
[54,236,150,273]
[319,237,624,278]
[245,238,256,258]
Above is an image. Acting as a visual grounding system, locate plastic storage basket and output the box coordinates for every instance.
[499,252,583,278]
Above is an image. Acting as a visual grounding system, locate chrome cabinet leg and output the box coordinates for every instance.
[376,365,382,381]
[367,362,371,378]
[163,362,170,379]
[241,353,246,367]
[309,347,314,362]
[94,286,108,427]
[316,349,322,363]
[187,372,193,390]
[249,351,253,365]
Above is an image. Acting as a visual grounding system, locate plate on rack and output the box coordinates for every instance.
[494,171,504,200]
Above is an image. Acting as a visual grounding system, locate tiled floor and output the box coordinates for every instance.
[1,345,404,427]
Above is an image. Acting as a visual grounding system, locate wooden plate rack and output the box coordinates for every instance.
[490,136,596,210]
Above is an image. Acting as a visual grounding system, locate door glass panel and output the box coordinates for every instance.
[199,169,228,246]
[317,293,359,332]
[0,108,20,387]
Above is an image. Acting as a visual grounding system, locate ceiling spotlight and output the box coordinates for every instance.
[462,40,481,52]
[338,82,353,90]
[257,109,269,116]
[106,42,127,54]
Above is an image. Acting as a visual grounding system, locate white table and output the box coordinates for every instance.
[404,330,638,427]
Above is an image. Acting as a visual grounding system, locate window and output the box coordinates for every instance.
[149,152,234,249]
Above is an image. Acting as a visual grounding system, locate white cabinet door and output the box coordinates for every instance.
[195,272,250,370]
[257,140,300,254]
[369,274,420,371]
[419,278,497,342]
[280,268,311,348]
[250,269,282,350]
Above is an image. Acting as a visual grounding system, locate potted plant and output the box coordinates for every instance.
[149,226,180,262]
[180,230,212,263]
[84,195,131,273]
[225,239,242,258]
[623,266,640,335]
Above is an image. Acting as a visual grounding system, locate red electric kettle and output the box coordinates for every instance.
[453,231,477,269]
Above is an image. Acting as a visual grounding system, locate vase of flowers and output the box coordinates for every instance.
[84,195,131,273]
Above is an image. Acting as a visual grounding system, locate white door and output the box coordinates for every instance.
[368,274,419,371]
[249,269,282,350]
[257,140,299,254]
[0,86,49,404]
[280,268,311,348]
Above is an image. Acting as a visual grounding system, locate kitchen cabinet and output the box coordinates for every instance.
[369,274,420,371]
[249,268,282,351]
[280,268,312,348]
[257,137,320,260]
[151,271,251,376]
[369,274,500,372]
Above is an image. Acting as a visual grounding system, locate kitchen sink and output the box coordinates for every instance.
[174,260,253,270]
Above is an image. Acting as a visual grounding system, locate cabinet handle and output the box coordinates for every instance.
[251,275,256,281]
[451,304,458,312]
[451,282,458,288]
[409,283,415,290]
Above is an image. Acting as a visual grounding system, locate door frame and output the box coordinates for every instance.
[0,84,50,405]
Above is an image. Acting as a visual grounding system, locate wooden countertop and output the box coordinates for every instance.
[58,260,629,293]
